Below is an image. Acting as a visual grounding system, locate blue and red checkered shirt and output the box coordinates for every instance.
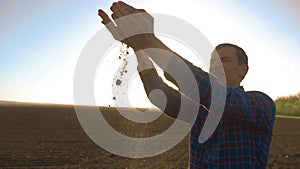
[189,87,275,169]
[138,57,276,169]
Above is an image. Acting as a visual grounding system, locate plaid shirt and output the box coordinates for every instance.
[138,58,276,169]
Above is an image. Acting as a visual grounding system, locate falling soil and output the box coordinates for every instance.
[118,43,129,76]
[116,79,122,86]
[112,43,130,103]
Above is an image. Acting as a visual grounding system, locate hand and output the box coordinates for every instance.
[98,1,155,51]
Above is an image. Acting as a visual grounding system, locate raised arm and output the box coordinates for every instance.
[135,50,181,119]
[135,50,201,124]
[98,1,204,105]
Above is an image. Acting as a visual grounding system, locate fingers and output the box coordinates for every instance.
[110,2,133,19]
[110,5,122,19]
[111,1,145,18]
[98,9,112,24]
[110,2,153,31]
[111,3,129,19]
[111,13,117,20]
[98,9,122,40]
[98,2,153,42]
[118,1,135,13]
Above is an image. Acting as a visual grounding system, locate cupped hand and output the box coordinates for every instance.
[98,1,155,50]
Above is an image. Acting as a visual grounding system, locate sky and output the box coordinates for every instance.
[1,0,299,107]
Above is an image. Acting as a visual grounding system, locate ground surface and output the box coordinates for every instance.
[0,103,299,169]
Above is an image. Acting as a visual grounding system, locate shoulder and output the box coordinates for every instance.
[247,91,274,104]
[229,87,275,111]
[231,87,274,104]
[247,90,276,112]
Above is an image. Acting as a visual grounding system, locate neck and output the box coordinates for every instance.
[228,82,241,88]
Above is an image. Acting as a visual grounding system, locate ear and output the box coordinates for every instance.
[239,64,249,78]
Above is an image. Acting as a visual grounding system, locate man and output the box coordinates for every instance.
[98,1,276,168]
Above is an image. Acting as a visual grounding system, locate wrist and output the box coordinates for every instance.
[131,34,159,51]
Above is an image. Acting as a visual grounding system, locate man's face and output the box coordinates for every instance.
[209,47,248,88]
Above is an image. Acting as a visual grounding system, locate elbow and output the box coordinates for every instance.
[147,89,168,111]
[147,89,180,119]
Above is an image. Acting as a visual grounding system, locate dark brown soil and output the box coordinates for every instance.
[0,102,299,168]
[116,79,122,86]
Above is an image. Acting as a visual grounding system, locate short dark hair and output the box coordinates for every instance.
[215,43,248,65]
